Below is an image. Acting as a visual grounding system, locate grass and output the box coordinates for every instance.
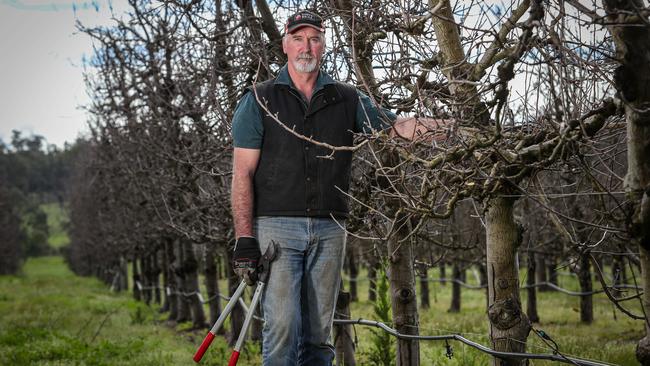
[344,270,641,366]
[41,202,70,248]
[1,256,642,365]
[0,256,236,366]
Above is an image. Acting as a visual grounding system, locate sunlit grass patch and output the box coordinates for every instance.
[41,202,70,248]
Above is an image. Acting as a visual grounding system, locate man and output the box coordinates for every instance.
[231,10,443,366]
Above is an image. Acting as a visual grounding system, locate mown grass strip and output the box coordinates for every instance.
[0,256,642,365]
[0,257,239,366]
[41,203,70,249]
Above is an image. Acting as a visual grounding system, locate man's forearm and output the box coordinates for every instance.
[231,173,255,238]
[391,116,450,142]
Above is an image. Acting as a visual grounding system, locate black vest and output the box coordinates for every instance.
[252,78,358,218]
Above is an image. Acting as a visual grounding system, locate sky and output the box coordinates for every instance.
[0,0,127,148]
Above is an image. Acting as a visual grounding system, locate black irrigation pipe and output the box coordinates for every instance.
[130,280,617,364]
[332,318,615,366]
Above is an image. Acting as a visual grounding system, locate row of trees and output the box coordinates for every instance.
[65,0,649,365]
[0,132,73,274]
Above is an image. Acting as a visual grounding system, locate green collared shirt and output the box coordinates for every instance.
[232,65,397,148]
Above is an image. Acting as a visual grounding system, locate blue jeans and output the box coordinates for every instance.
[254,216,346,366]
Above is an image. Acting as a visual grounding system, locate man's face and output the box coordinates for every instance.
[283,27,324,74]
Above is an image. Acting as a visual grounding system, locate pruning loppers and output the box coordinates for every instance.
[193,242,277,365]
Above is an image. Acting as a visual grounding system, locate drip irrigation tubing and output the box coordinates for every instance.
[331,318,615,366]
[131,280,617,365]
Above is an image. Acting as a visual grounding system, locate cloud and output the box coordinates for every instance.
[0,0,108,12]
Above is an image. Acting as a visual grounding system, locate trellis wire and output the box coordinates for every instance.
[129,280,618,364]
[340,276,641,295]
[331,318,615,366]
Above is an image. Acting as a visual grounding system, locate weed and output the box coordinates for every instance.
[365,264,396,366]
[130,304,147,325]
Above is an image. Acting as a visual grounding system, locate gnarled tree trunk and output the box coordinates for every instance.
[602,1,650,363]
[485,197,531,365]
[387,220,420,366]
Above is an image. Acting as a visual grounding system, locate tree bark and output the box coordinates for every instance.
[485,197,531,366]
[612,257,623,298]
[132,256,141,302]
[602,2,650,362]
[152,251,161,305]
[348,244,359,302]
[163,237,178,319]
[577,252,593,324]
[547,257,559,288]
[448,263,461,313]
[526,251,539,323]
[204,244,222,327]
[334,291,356,366]
[418,264,430,309]
[141,255,151,305]
[174,239,191,323]
[120,256,128,292]
[535,254,549,291]
[181,240,207,329]
[368,259,379,302]
[388,215,420,366]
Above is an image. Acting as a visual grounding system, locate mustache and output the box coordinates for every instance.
[297,53,314,60]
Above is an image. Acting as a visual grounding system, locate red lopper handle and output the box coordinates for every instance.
[228,350,241,366]
[193,332,216,363]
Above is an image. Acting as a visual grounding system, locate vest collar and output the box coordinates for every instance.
[274,64,336,95]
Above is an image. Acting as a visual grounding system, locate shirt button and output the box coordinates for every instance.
[306,177,311,182]
[305,146,309,150]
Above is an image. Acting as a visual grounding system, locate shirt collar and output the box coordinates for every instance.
[275,64,336,94]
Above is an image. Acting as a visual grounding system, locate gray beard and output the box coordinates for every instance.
[293,58,318,73]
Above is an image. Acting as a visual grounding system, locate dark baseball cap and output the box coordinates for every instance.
[285,10,325,34]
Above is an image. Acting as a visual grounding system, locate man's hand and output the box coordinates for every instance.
[233,237,261,286]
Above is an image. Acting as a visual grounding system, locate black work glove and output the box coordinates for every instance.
[233,237,261,286]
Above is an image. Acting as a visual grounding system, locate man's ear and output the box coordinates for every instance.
[282,36,288,54]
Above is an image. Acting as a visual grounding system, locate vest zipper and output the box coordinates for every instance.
[288,88,324,116]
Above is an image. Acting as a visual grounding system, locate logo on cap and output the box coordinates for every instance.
[285,10,324,34]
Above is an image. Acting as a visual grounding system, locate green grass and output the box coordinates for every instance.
[1,256,641,365]
[342,270,641,365]
[0,257,237,366]
[41,203,70,248]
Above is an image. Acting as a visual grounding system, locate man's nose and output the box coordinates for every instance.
[298,40,310,52]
